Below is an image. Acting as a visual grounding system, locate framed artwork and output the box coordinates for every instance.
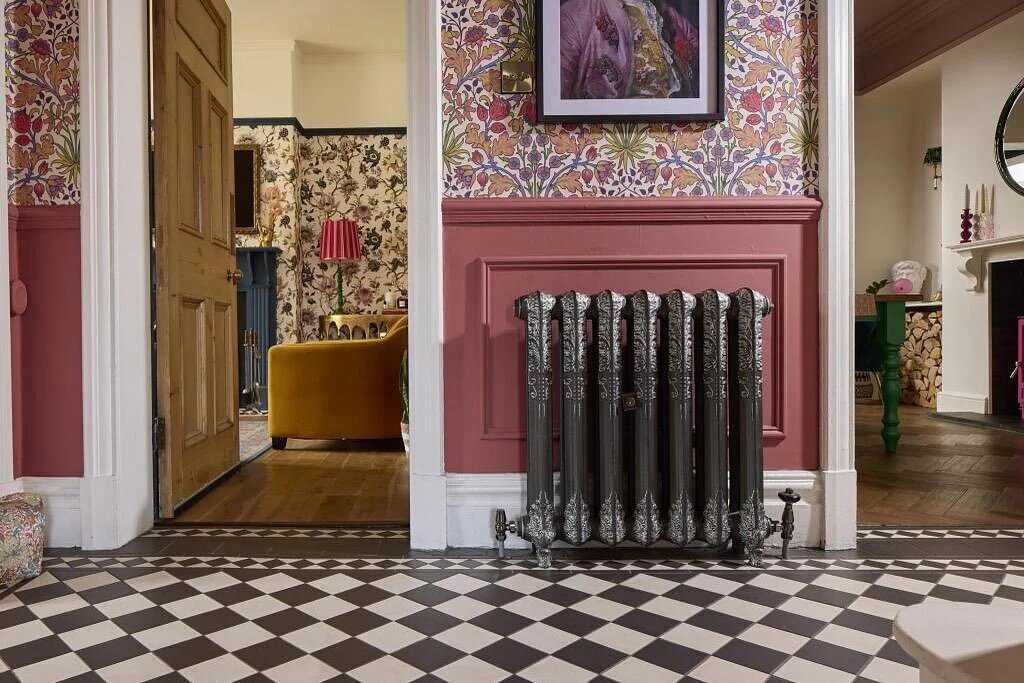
[536,0,724,122]
[233,143,262,234]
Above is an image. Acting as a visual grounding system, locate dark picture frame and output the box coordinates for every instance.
[233,143,262,234]
[536,0,725,123]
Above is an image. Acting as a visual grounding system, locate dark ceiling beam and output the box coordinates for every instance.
[856,0,1024,94]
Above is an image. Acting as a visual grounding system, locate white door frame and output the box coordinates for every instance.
[75,1,851,551]
[77,0,448,549]
[819,0,857,550]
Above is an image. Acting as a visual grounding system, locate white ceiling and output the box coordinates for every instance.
[226,0,406,54]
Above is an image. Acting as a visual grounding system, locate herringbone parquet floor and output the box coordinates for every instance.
[857,404,1024,525]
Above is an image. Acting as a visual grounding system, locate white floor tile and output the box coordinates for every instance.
[519,655,596,683]
[661,622,731,653]
[432,574,490,595]
[509,622,579,653]
[585,623,655,654]
[96,653,173,683]
[433,655,510,683]
[604,656,681,683]
[434,623,503,653]
[133,621,202,650]
[264,654,340,683]
[207,621,275,651]
[435,595,496,621]
[349,654,423,683]
[180,653,257,683]
[859,656,919,683]
[738,623,809,655]
[357,622,425,653]
[774,656,856,683]
[688,655,769,683]
[366,595,426,620]
[371,574,427,595]
[14,653,89,683]
[816,623,887,655]
[58,619,127,650]
[283,622,350,653]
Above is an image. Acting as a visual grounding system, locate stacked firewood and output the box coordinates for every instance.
[899,310,942,407]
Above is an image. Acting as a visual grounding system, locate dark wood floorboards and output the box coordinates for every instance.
[174,440,409,525]
[857,403,1024,526]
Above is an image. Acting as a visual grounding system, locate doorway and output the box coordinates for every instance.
[149,0,411,526]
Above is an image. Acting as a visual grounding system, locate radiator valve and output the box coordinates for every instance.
[494,509,521,559]
[777,488,801,559]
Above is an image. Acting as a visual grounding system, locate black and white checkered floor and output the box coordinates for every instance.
[5,529,1024,682]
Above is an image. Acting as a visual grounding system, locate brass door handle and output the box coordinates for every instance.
[227,269,242,284]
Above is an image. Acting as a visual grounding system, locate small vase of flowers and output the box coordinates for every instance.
[399,350,410,454]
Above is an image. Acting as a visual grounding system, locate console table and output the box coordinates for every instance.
[318,313,406,340]
[875,293,922,452]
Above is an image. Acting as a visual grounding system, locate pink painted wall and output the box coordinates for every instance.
[8,205,83,477]
[443,196,821,473]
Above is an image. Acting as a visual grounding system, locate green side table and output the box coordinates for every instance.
[874,294,922,453]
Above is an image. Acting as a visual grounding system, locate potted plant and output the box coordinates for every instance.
[400,350,410,454]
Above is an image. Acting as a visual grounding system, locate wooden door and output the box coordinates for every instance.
[153,0,237,516]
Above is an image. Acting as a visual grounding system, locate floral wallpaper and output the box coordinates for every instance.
[441,0,818,198]
[5,0,80,205]
[233,124,302,344]
[298,133,408,341]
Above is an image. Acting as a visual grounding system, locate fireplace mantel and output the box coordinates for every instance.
[947,234,1024,292]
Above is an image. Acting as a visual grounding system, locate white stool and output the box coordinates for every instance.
[894,602,1024,682]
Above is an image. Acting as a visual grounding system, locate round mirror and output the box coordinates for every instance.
[996,77,1024,196]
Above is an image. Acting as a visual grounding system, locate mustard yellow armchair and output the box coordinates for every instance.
[267,316,408,448]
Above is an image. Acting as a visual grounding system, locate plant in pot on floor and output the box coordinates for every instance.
[400,350,410,454]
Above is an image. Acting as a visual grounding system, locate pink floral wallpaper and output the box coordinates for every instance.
[5,0,80,206]
[441,0,818,198]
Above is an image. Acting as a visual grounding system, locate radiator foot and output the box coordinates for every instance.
[778,488,801,560]
[535,546,553,569]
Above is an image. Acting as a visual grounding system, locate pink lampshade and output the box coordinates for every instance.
[320,218,363,262]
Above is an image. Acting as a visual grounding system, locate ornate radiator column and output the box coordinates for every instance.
[594,291,626,546]
[729,288,773,566]
[626,291,662,545]
[695,290,730,546]
[662,290,697,546]
[557,292,591,545]
[514,292,557,567]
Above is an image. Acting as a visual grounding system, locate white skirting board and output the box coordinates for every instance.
[7,477,83,548]
[446,470,823,550]
[936,391,988,414]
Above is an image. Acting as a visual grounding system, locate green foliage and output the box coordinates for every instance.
[400,350,409,424]
[865,279,890,295]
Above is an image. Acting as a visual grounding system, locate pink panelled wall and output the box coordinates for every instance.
[442,197,821,473]
[8,206,83,478]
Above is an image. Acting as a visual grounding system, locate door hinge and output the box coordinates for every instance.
[153,416,166,451]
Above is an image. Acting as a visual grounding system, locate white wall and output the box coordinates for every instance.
[939,11,1024,414]
[233,41,301,119]
[297,52,406,128]
[855,63,942,298]
[233,42,407,127]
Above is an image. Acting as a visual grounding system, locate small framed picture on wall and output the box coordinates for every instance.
[536,0,724,122]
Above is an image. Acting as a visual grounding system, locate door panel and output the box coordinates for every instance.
[154,0,236,516]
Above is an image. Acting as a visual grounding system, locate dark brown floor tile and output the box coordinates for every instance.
[397,609,463,636]
[76,635,149,670]
[325,607,389,636]
[540,607,605,636]
[183,607,247,634]
[759,609,827,638]
[402,584,460,607]
[474,638,545,672]
[794,584,859,608]
[154,637,228,670]
[42,605,109,633]
[112,606,178,633]
[795,639,871,674]
[233,639,306,671]
[715,639,790,673]
[255,607,319,635]
[313,639,387,673]
[635,639,707,674]
[612,608,678,637]
[686,609,752,637]
[553,639,627,673]
[392,639,464,671]
[0,634,71,668]
[877,638,917,666]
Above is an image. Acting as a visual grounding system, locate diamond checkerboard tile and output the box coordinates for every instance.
[6,564,1024,682]
[142,527,411,539]
[857,528,1024,540]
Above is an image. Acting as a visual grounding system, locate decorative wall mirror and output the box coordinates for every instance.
[996,77,1024,196]
[234,143,262,233]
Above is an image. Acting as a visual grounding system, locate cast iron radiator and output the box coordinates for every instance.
[495,288,785,568]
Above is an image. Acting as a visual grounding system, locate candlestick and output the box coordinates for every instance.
[981,183,987,214]
[964,183,970,210]
[960,207,974,243]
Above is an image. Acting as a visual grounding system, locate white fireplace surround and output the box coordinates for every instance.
[939,237,1024,415]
